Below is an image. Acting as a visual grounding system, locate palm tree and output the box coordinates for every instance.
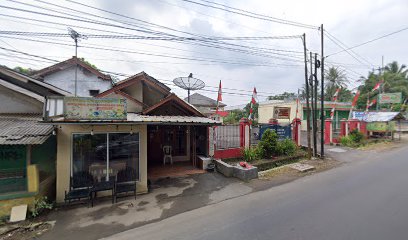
[325,67,349,89]
[324,67,350,101]
[384,61,407,77]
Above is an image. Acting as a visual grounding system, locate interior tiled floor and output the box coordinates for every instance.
[148,161,205,180]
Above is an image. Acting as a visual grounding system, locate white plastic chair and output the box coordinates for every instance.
[163,145,173,165]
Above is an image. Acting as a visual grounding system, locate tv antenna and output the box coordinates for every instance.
[68,27,87,96]
[173,73,205,103]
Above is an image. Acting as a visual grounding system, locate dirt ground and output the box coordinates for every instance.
[358,133,408,151]
[258,158,341,180]
[0,219,54,240]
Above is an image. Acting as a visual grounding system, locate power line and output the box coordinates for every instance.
[0,35,304,67]
[2,0,305,62]
[324,30,375,67]
[0,46,59,62]
[326,26,408,57]
[0,49,283,97]
[179,0,318,29]
[156,0,305,52]
[323,32,372,68]
[0,13,304,62]
[0,31,302,40]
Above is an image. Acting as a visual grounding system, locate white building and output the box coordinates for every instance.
[31,57,112,97]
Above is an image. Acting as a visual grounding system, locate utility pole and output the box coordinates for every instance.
[320,24,325,159]
[68,27,87,97]
[313,53,319,157]
[302,34,312,159]
[309,52,316,157]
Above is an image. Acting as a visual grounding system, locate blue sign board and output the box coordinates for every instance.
[259,124,292,140]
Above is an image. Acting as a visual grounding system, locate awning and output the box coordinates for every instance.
[352,111,406,122]
[43,113,222,126]
[0,115,53,145]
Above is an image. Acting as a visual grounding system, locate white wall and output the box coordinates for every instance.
[0,85,43,113]
[43,66,111,97]
[258,101,303,125]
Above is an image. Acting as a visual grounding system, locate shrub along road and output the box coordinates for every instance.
[103,143,408,240]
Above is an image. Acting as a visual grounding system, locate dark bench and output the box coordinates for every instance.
[65,171,93,207]
[114,167,137,203]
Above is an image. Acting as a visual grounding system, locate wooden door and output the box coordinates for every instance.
[148,127,163,166]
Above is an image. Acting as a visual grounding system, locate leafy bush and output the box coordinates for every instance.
[349,129,364,144]
[241,146,261,162]
[258,129,279,158]
[31,197,53,217]
[340,135,354,147]
[276,138,297,156]
[341,129,365,147]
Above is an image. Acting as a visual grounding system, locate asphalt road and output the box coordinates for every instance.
[103,144,408,240]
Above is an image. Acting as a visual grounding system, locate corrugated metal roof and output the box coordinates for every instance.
[45,114,221,125]
[0,115,53,145]
[185,93,226,107]
[127,114,221,124]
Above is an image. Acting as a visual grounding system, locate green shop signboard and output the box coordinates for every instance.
[379,93,402,104]
[64,97,127,120]
[366,121,396,132]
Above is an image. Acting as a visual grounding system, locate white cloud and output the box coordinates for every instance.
[0,0,407,106]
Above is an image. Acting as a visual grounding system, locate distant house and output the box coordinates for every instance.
[31,56,112,97]
[0,66,71,217]
[185,93,228,122]
[42,71,221,203]
[258,99,352,130]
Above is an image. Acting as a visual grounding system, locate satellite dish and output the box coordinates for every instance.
[173,73,205,103]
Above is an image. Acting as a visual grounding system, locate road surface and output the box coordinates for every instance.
[103,144,408,240]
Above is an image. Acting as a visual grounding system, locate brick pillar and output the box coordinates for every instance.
[292,118,301,146]
[239,118,250,148]
[208,126,215,157]
[340,118,348,137]
[348,119,359,133]
[360,121,368,136]
[325,119,333,144]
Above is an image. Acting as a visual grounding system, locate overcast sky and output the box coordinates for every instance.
[1,0,407,106]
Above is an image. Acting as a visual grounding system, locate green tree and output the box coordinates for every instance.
[13,66,36,75]
[268,92,296,100]
[324,67,352,102]
[356,61,408,110]
[244,102,259,125]
[79,57,98,70]
[223,109,245,124]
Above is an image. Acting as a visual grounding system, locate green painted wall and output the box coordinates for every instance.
[0,145,27,194]
[32,136,57,180]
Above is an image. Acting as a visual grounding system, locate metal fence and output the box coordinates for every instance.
[215,125,240,149]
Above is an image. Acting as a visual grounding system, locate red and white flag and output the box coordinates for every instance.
[351,90,360,107]
[248,87,257,121]
[365,98,377,111]
[251,87,257,104]
[216,80,222,114]
[330,106,335,119]
[332,88,341,101]
[372,80,384,92]
[349,90,361,119]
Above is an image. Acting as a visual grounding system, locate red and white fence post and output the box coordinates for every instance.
[292,118,301,146]
[340,118,348,137]
[324,118,333,144]
[239,118,251,149]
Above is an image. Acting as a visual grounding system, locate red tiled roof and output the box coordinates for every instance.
[31,57,111,80]
[142,93,204,117]
[97,72,170,98]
